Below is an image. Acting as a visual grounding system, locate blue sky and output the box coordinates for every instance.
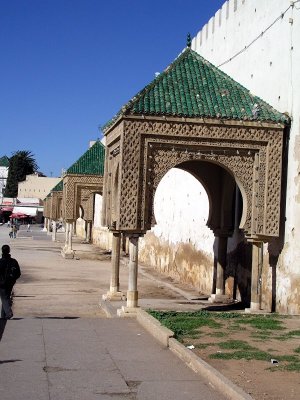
[1,0,225,177]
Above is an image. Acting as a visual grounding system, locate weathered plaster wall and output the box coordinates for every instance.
[92,193,112,250]
[139,169,215,293]
[0,165,8,198]
[191,0,300,313]
[75,217,86,239]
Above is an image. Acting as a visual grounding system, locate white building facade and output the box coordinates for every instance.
[137,0,300,314]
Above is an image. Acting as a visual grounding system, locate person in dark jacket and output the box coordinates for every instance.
[0,245,21,319]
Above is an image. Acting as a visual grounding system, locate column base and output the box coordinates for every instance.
[61,249,74,259]
[245,302,265,314]
[126,290,138,308]
[117,305,139,318]
[208,294,231,303]
[102,291,125,301]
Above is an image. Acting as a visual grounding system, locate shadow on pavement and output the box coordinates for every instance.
[0,359,22,364]
[0,319,7,341]
[34,316,79,320]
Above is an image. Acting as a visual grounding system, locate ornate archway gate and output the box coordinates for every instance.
[102,48,289,314]
[60,140,105,258]
[62,174,103,258]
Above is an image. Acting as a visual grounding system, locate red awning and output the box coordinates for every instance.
[0,207,13,212]
[10,212,29,219]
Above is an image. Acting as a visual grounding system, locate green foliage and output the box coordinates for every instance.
[4,150,38,197]
[282,361,300,371]
[294,347,300,354]
[210,331,226,338]
[210,350,272,361]
[147,309,221,339]
[195,343,214,349]
[232,316,284,331]
[218,340,254,351]
[277,330,300,341]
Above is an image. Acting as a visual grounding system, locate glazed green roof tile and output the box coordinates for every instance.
[0,156,9,167]
[103,48,289,131]
[66,141,105,176]
[51,179,63,192]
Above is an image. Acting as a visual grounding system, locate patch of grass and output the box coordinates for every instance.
[276,354,299,362]
[282,361,300,372]
[250,331,274,341]
[213,312,241,319]
[234,316,285,331]
[218,340,255,351]
[276,330,300,341]
[227,324,241,331]
[210,350,272,361]
[195,343,215,349]
[294,347,300,354]
[210,331,227,338]
[147,310,222,339]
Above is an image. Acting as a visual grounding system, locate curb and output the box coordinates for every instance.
[169,338,253,400]
[137,309,174,347]
[136,309,253,400]
[99,300,116,318]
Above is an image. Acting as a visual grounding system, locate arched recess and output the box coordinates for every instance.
[147,157,243,238]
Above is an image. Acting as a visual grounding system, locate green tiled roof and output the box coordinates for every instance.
[51,179,63,192]
[0,156,9,167]
[103,48,289,131]
[67,141,105,175]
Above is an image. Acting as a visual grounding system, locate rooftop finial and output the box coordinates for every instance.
[187,32,191,48]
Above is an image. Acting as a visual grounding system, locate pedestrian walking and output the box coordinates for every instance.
[9,225,13,238]
[12,224,17,239]
[0,245,21,319]
[27,223,31,232]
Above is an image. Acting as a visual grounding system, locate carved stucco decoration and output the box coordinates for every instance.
[49,191,63,221]
[79,188,96,222]
[103,116,284,241]
[43,197,51,219]
[62,174,103,221]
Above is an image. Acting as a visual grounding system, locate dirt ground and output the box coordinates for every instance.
[180,315,300,400]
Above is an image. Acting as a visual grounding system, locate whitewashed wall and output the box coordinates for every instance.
[92,193,112,250]
[139,169,215,293]
[190,0,300,313]
[0,166,8,197]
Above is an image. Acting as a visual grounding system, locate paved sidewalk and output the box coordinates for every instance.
[0,318,225,400]
[0,225,227,399]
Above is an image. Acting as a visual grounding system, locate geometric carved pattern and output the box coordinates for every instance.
[63,174,103,221]
[103,117,284,241]
[49,191,63,220]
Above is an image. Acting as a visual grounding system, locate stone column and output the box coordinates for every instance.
[61,221,74,259]
[42,218,48,232]
[249,241,263,311]
[47,218,51,235]
[209,235,229,303]
[52,221,57,242]
[127,236,139,308]
[86,221,91,243]
[117,235,140,317]
[103,232,124,301]
[216,236,227,295]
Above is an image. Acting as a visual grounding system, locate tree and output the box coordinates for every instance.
[4,151,38,197]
